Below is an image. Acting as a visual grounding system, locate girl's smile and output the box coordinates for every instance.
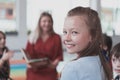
[65,43,76,49]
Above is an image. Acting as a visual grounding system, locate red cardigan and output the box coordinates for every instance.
[26,33,63,80]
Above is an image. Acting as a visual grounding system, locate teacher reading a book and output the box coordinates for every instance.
[25,12,63,80]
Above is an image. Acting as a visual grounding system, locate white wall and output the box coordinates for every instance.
[112,36,120,46]
[6,0,27,50]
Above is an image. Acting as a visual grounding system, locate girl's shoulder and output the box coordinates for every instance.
[64,56,101,73]
[71,56,100,65]
[62,56,105,80]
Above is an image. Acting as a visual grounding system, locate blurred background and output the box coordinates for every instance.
[0,0,120,80]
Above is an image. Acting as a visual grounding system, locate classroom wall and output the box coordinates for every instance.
[5,0,120,50]
[6,0,27,50]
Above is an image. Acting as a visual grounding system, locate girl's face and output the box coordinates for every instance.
[63,16,92,54]
[40,16,52,33]
[112,55,120,75]
[0,33,6,49]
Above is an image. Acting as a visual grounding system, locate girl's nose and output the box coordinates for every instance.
[64,34,72,42]
[116,60,120,67]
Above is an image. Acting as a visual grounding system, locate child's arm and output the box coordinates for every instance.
[0,50,14,66]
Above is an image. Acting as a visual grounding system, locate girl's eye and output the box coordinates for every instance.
[72,31,78,35]
[63,31,67,35]
[112,58,116,62]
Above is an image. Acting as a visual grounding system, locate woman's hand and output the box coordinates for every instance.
[48,59,60,69]
[1,50,14,61]
[27,63,32,68]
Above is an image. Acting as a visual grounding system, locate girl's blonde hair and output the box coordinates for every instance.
[67,6,112,80]
[29,12,54,44]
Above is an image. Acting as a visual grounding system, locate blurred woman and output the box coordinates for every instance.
[0,31,14,79]
[26,12,63,80]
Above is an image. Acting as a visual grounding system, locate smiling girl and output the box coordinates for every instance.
[61,6,112,80]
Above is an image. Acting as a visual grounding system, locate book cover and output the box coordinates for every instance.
[21,49,48,63]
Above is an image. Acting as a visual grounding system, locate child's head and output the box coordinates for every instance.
[63,6,102,56]
[0,31,6,49]
[111,43,120,75]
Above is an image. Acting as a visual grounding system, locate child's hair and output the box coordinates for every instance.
[111,43,120,59]
[0,31,8,52]
[103,34,112,53]
[102,34,112,60]
[67,6,112,80]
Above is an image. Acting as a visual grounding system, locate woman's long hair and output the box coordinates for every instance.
[67,7,112,80]
[29,12,55,44]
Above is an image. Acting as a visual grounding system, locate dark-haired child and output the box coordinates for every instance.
[111,43,120,80]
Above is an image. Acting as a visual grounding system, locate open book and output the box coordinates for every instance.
[21,49,48,63]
